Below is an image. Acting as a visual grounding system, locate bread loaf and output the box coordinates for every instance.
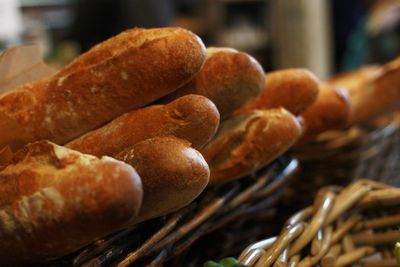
[330,59,400,124]
[66,94,220,156]
[202,108,302,184]
[299,84,351,141]
[115,136,209,222]
[0,141,143,266]
[327,65,381,93]
[159,47,264,119]
[0,27,206,147]
[237,69,319,115]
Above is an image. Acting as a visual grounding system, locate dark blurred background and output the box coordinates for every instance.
[1,0,400,79]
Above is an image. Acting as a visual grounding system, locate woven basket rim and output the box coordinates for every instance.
[238,179,400,267]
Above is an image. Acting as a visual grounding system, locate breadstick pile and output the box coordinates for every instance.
[1,26,399,265]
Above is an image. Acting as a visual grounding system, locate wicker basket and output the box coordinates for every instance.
[239,179,400,267]
[48,157,299,267]
[284,114,400,210]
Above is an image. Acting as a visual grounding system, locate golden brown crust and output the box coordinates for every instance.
[327,65,381,94]
[115,136,209,222]
[0,27,206,146]
[159,47,265,119]
[237,69,320,115]
[66,94,220,156]
[201,108,302,184]
[299,84,351,142]
[334,59,400,124]
[0,141,143,265]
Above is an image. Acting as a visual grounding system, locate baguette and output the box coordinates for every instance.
[115,136,209,222]
[66,94,220,156]
[159,47,264,119]
[332,59,400,124]
[237,69,320,115]
[0,141,143,266]
[0,27,206,147]
[327,65,381,93]
[201,108,302,184]
[299,84,351,141]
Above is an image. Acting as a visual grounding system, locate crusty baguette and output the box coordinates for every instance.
[66,94,220,156]
[0,141,143,266]
[159,47,265,119]
[330,59,400,124]
[0,27,206,147]
[327,65,381,93]
[201,108,302,184]
[237,69,320,115]
[115,136,209,222]
[299,83,351,142]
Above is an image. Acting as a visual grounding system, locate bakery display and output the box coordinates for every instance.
[0,23,399,266]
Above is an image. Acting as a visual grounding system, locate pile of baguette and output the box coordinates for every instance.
[1,27,400,266]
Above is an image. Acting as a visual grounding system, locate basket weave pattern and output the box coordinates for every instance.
[285,119,400,210]
[239,179,400,267]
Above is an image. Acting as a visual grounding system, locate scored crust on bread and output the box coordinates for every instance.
[159,47,265,119]
[66,94,220,157]
[237,69,320,116]
[0,27,206,147]
[115,136,210,222]
[0,141,143,265]
[202,108,302,184]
